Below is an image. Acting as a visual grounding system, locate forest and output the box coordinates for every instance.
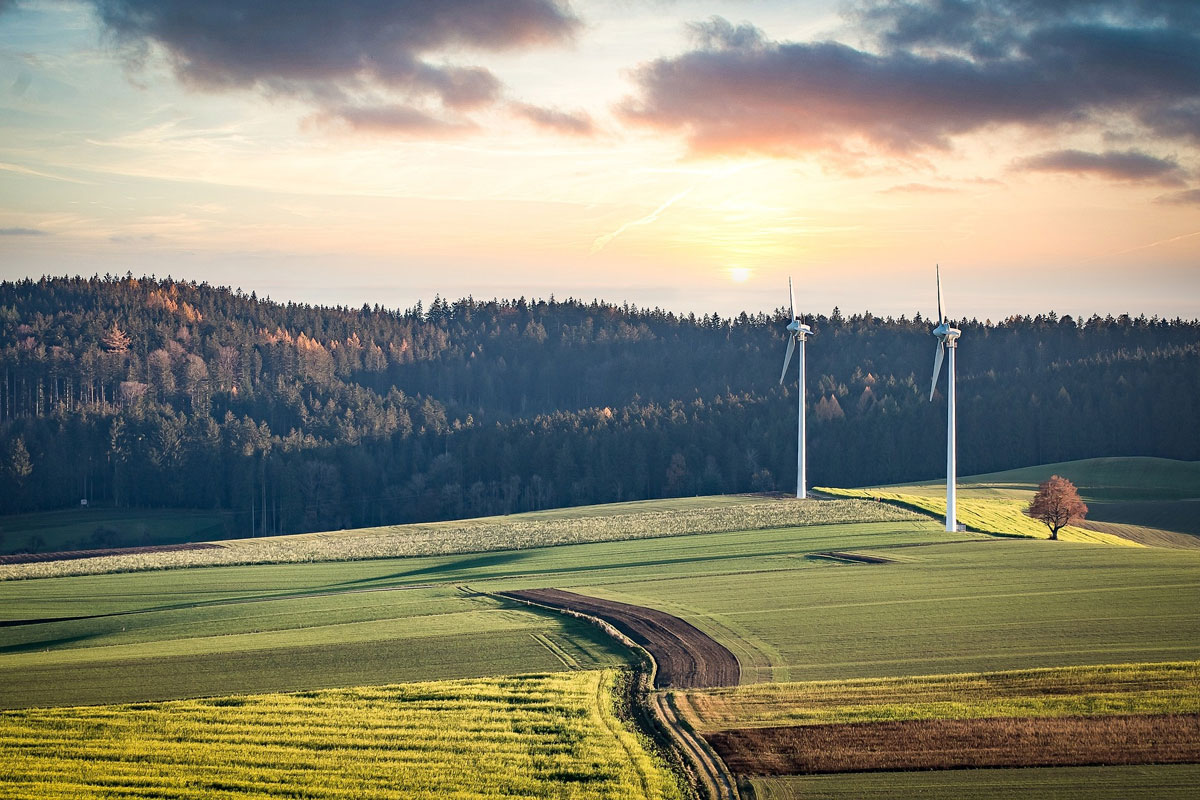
[1,274,1197,549]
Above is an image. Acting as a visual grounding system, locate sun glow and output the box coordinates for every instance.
[728,267,751,282]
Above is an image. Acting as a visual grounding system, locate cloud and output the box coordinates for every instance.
[511,102,595,136]
[0,227,48,235]
[591,188,693,255]
[91,0,579,129]
[1156,188,1200,205]
[879,183,959,194]
[1015,149,1187,184]
[314,104,477,135]
[619,5,1200,160]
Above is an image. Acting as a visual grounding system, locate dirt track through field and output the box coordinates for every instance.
[706,713,1200,775]
[498,588,739,689]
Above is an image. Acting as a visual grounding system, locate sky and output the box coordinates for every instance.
[1,0,1198,320]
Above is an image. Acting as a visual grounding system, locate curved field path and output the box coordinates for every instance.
[498,588,739,689]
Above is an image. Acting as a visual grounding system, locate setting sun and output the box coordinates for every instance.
[729,267,751,283]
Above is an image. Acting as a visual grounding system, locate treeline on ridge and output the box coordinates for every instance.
[1,274,1197,551]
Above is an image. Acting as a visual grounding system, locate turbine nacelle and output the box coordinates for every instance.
[787,320,812,336]
[932,321,960,341]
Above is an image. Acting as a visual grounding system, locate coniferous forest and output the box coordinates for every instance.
[2,275,1197,546]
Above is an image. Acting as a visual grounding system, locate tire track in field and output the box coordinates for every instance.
[494,587,741,800]
[497,588,739,689]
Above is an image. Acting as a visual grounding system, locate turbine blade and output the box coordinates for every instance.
[788,276,796,320]
[930,341,945,401]
[936,264,945,323]
[780,336,796,384]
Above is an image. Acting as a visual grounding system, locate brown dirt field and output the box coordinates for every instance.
[498,588,739,689]
[706,713,1200,775]
[0,541,222,565]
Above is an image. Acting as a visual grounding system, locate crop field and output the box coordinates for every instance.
[833,457,1200,547]
[0,582,632,708]
[0,496,921,580]
[676,661,1200,729]
[574,539,1200,683]
[818,486,1135,545]
[0,669,683,800]
[4,460,1199,799]
[5,517,1199,705]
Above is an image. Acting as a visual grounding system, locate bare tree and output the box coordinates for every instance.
[101,323,131,353]
[1027,475,1088,540]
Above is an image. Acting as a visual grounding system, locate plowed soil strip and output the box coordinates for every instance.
[706,713,1200,775]
[498,588,739,689]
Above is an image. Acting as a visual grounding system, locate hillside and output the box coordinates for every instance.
[824,457,1200,549]
[2,275,1198,549]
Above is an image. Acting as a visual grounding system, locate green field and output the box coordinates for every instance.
[0,507,235,555]
[0,496,919,579]
[1,669,683,800]
[3,457,1199,799]
[5,517,1199,704]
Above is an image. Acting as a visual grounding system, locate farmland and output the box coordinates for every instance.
[0,496,920,580]
[676,661,1200,729]
[823,456,1200,548]
[0,669,683,800]
[751,765,1200,800]
[2,457,1199,798]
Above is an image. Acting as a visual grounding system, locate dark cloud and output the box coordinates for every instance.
[854,1,1200,57]
[511,102,595,136]
[1015,149,1186,184]
[621,4,1200,160]
[1155,187,1200,205]
[91,0,578,125]
[0,227,48,235]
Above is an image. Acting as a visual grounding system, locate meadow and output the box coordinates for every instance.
[0,669,683,800]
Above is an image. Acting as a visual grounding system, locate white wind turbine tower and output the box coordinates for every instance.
[929,265,962,532]
[779,278,812,499]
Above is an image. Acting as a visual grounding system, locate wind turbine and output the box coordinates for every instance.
[929,265,962,532]
[779,277,812,499]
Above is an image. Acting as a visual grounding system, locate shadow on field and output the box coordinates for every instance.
[316,549,536,591]
[0,631,103,654]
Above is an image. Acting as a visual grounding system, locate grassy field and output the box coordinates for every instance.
[5,518,1199,705]
[4,468,1199,798]
[0,497,921,579]
[818,486,1136,545]
[0,669,683,800]
[575,537,1200,683]
[0,582,632,708]
[0,507,235,556]
[750,765,1200,800]
[676,661,1200,729]
[820,456,1200,546]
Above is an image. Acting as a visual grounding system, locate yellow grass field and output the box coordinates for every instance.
[0,670,683,800]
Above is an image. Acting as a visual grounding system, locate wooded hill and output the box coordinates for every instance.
[1,275,1197,549]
